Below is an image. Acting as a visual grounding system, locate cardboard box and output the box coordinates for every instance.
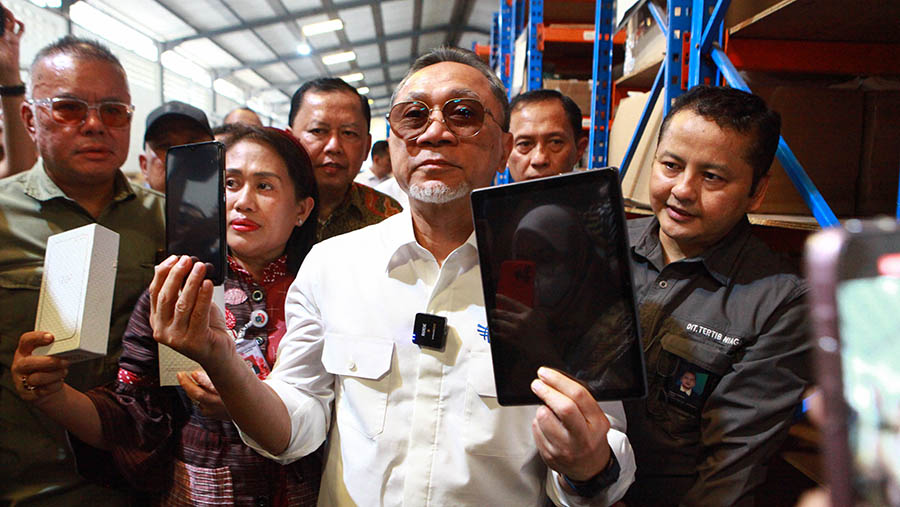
[753,84,863,216]
[623,0,665,77]
[610,84,865,217]
[542,78,593,116]
[34,224,119,362]
[609,90,662,208]
[856,91,900,216]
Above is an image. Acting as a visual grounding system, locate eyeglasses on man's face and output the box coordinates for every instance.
[31,97,134,128]
[387,98,501,141]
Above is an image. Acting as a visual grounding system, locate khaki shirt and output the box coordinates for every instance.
[0,160,165,501]
[317,182,402,242]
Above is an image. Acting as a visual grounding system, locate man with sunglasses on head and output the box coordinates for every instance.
[0,36,163,505]
[148,46,635,506]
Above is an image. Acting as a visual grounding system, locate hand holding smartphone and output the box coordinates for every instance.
[806,218,900,507]
[165,141,226,285]
[496,260,535,310]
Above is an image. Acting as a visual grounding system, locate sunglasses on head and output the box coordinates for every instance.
[31,97,134,128]
[387,98,501,141]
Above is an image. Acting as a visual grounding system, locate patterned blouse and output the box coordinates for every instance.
[73,256,321,506]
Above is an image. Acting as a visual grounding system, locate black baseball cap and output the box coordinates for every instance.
[144,101,212,143]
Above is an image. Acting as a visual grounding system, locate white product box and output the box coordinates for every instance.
[34,224,120,362]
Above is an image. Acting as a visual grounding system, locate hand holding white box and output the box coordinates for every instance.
[33,224,119,362]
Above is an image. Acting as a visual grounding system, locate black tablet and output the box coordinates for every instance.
[471,168,647,406]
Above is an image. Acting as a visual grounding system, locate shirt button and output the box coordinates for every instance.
[658,280,668,289]
[348,360,357,372]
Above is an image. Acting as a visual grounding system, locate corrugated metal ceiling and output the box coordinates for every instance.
[86,0,494,119]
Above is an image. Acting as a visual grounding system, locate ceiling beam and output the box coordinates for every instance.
[154,0,254,93]
[266,78,400,95]
[409,0,423,65]
[263,0,331,80]
[369,1,390,86]
[261,57,412,90]
[161,0,375,50]
[214,25,487,75]
[319,0,369,81]
[445,0,478,48]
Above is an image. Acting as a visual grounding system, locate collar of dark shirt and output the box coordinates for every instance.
[632,215,753,286]
[24,158,137,204]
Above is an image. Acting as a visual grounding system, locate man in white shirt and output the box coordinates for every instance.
[355,139,393,188]
[148,46,635,506]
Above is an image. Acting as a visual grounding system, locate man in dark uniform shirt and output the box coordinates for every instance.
[622,86,810,506]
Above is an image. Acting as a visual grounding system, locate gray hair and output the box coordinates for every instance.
[391,46,510,131]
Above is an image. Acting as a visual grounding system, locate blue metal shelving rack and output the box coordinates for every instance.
[586,0,616,169]
[490,0,618,183]
[487,0,880,226]
[617,0,841,227]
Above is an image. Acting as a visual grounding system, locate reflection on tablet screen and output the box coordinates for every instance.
[472,169,647,405]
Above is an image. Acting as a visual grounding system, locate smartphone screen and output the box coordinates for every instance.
[811,221,900,506]
[836,238,900,505]
[165,141,226,285]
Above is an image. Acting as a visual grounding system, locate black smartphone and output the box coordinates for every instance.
[806,218,900,507]
[165,141,226,285]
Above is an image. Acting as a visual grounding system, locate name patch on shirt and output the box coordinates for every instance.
[684,322,742,348]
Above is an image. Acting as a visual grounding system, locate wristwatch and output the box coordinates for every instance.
[563,448,621,498]
[0,84,25,96]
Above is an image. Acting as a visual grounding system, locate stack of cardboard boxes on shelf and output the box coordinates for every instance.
[608,0,900,224]
[612,81,900,221]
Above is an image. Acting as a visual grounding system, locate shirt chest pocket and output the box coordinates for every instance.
[644,333,737,435]
[321,334,394,439]
[0,267,42,332]
[463,351,536,457]
[660,332,735,378]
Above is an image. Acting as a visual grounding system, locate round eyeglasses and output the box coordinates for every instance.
[387,98,501,141]
[31,97,135,128]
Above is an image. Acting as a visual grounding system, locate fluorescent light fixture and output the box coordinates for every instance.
[297,42,312,55]
[322,51,356,65]
[302,19,343,36]
[340,72,364,83]
[356,86,370,95]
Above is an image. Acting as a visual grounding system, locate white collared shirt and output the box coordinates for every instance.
[239,211,635,506]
